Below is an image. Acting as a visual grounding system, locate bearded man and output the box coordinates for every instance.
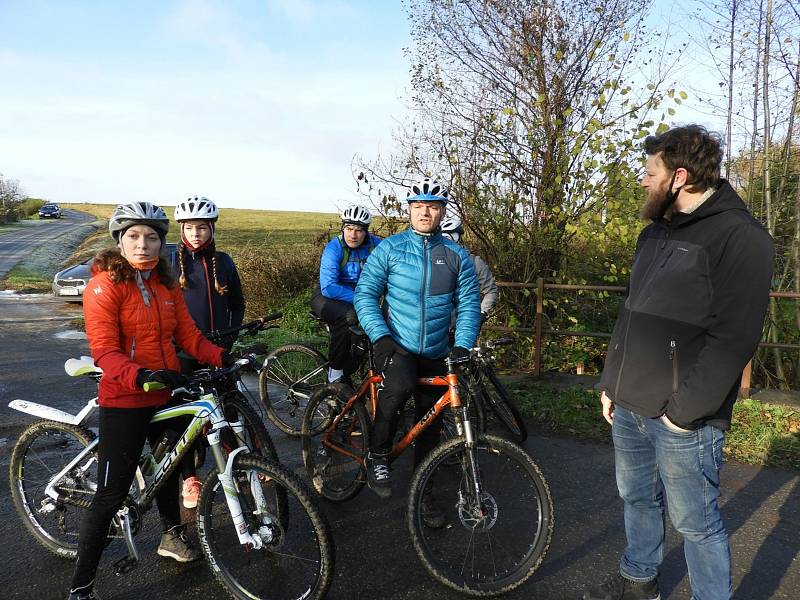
[581,125,774,600]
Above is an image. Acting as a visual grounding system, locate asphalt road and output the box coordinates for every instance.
[0,295,798,600]
[0,208,94,279]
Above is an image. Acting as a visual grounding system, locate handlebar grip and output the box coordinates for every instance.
[492,337,514,347]
[261,312,283,323]
[143,381,167,392]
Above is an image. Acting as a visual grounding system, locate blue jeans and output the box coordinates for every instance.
[613,406,732,600]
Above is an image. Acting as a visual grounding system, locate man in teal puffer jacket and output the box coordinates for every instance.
[354,177,481,524]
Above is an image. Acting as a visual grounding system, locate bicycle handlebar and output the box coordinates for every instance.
[206,313,283,344]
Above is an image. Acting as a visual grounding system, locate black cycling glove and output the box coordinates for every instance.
[136,369,188,390]
[448,346,471,363]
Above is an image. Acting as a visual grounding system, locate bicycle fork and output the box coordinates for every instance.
[207,427,275,550]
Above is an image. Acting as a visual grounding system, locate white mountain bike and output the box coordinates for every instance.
[8,355,334,600]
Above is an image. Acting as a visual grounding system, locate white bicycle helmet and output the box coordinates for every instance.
[406,177,449,204]
[440,214,464,234]
[174,196,219,222]
[341,204,372,227]
[109,202,169,241]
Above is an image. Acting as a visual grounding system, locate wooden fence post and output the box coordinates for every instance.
[740,360,753,398]
[534,277,544,376]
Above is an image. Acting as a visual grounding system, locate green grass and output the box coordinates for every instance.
[509,381,800,470]
[3,265,52,292]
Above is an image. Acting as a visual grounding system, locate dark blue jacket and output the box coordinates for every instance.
[319,234,382,304]
[169,247,245,342]
[354,227,481,359]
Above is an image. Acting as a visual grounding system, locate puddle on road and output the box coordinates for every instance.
[55,330,87,340]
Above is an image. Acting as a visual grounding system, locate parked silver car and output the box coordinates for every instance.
[53,243,178,301]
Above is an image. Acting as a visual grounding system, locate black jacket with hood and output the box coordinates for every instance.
[599,180,774,431]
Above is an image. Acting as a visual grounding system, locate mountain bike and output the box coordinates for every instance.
[9,355,334,600]
[301,332,552,596]
[257,312,331,437]
[462,337,528,443]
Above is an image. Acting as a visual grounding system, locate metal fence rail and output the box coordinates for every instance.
[489,277,800,395]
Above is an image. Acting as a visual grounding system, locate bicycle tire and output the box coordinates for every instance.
[407,434,553,596]
[197,453,334,600]
[480,367,528,443]
[222,394,280,462]
[9,420,97,559]
[259,344,328,436]
[301,384,369,502]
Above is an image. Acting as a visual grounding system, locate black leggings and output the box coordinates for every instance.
[70,405,184,592]
[310,289,358,375]
[370,347,445,467]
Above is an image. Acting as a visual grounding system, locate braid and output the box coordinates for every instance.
[178,242,189,289]
[211,247,228,295]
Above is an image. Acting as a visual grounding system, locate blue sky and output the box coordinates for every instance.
[0,0,730,213]
[0,0,411,212]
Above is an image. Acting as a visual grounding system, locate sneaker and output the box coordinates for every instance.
[581,572,660,600]
[67,589,101,600]
[157,526,202,562]
[364,451,392,499]
[421,487,446,529]
[182,475,202,509]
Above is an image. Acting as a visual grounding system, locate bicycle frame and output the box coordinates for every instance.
[320,361,474,462]
[42,391,272,557]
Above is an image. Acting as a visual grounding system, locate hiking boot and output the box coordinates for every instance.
[581,572,660,600]
[421,486,446,529]
[182,475,202,509]
[157,526,202,562]
[364,451,392,499]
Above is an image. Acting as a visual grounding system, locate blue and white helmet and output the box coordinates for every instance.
[406,177,449,204]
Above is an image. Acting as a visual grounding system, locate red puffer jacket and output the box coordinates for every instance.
[83,251,223,408]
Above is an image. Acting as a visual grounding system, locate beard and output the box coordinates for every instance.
[641,181,677,220]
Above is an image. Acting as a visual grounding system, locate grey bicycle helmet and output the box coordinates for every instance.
[406,177,449,204]
[109,202,169,241]
[341,204,372,227]
[174,196,219,222]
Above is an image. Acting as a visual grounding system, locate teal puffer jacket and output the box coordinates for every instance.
[354,227,481,359]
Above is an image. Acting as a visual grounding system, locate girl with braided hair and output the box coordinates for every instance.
[169,196,245,508]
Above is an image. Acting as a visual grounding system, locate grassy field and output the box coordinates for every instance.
[3,203,799,471]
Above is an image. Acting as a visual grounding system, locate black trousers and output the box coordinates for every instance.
[371,346,446,467]
[310,289,358,375]
[70,405,183,592]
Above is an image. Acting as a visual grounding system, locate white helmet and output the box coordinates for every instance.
[341,204,372,227]
[406,177,449,204]
[109,202,169,241]
[440,214,463,234]
[174,196,219,222]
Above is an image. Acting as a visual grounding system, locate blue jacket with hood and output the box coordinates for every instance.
[354,227,481,359]
[319,233,382,303]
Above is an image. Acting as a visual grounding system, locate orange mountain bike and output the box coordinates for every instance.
[300,331,553,596]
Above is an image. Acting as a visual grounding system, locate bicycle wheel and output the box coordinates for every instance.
[481,368,528,443]
[222,394,280,462]
[259,344,328,436]
[407,434,553,595]
[197,453,334,600]
[301,384,369,502]
[9,420,97,558]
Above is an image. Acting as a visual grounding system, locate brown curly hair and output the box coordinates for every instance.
[644,125,723,193]
[93,249,177,288]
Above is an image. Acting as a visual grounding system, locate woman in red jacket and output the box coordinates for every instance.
[68,202,231,600]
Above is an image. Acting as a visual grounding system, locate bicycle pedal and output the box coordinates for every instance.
[113,555,138,576]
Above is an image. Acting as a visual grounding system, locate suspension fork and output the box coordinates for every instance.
[446,359,483,502]
[207,427,273,549]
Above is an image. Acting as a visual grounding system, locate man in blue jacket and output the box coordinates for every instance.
[354,177,481,523]
[311,204,381,384]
